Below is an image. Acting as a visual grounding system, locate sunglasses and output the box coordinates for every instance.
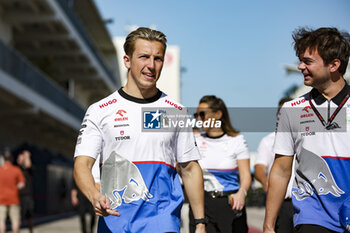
[194,111,206,119]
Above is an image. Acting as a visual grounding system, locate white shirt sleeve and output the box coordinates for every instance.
[273,104,295,156]
[255,133,274,167]
[235,134,250,160]
[175,108,201,163]
[74,104,103,160]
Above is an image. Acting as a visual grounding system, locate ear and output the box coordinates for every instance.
[214,110,223,120]
[329,59,341,73]
[124,55,131,69]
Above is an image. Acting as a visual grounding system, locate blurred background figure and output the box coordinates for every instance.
[71,180,96,233]
[0,148,25,233]
[190,95,251,233]
[254,97,294,233]
[71,155,100,233]
[17,150,34,233]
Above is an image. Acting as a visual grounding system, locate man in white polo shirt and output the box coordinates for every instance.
[73,27,205,233]
[263,27,350,233]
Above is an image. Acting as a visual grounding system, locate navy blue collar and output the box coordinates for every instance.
[311,83,350,106]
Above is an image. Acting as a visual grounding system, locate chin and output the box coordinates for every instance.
[304,80,313,87]
[139,81,157,89]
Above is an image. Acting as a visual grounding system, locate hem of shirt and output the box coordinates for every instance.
[73,153,98,160]
[254,161,268,166]
[294,219,342,233]
[273,150,294,156]
[177,156,200,164]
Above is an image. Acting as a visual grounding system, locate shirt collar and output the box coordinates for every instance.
[311,83,350,106]
[118,87,162,104]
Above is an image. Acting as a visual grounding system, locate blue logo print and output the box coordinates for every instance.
[143,110,164,129]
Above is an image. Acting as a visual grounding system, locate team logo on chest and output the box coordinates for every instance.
[300,106,314,118]
[200,141,208,149]
[115,109,128,122]
[301,126,315,136]
[115,130,130,141]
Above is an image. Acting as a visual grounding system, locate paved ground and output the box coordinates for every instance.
[247,206,265,233]
[16,207,265,233]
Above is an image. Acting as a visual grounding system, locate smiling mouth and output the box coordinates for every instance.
[143,73,156,80]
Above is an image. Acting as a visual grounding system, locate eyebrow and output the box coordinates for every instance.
[299,57,314,62]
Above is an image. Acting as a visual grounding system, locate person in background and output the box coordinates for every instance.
[17,150,34,233]
[0,148,25,233]
[254,97,294,233]
[190,95,251,233]
[71,180,96,233]
[71,155,100,233]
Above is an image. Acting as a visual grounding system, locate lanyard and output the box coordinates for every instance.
[308,93,350,129]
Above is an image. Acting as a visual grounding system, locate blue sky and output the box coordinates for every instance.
[95,0,350,150]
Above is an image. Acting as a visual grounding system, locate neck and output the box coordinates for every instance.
[123,82,158,99]
[206,128,225,137]
[317,77,345,100]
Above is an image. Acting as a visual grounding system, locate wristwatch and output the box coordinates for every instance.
[194,217,208,225]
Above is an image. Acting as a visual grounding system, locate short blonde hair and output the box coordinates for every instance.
[124,27,167,57]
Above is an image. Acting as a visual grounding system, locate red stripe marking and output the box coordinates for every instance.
[322,156,350,160]
[133,161,176,169]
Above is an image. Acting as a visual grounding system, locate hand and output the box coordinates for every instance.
[229,189,246,211]
[72,196,79,206]
[263,181,269,193]
[195,223,206,233]
[92,193,120,217]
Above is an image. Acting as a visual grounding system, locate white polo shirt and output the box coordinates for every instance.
[274,85,350,232]
[195,133,250,192]
[255,132,294,199]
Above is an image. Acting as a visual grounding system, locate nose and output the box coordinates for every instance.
[298,61,305,71]
[147,58,155,70]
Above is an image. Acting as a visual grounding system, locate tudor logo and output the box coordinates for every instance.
[306,126,309,131]
[116,109,127,117]
[302,106,312,113]
[99,99,117,109]
[120,130,124,136]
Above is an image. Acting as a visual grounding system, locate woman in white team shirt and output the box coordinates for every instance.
[189,95,251,233]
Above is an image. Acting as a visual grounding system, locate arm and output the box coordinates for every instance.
[71,189,79,206]
[17,168,26,190]
[17,182,25,190]
[230,159,251,210]
[74,156,120,217]
[263,154,293,233]
[254,164,268,192]
[23,150,32,168]
[178,161,206,233]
